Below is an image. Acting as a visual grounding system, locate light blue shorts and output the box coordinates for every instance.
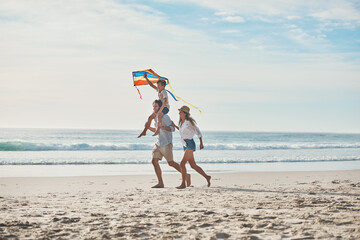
[183,139,196,151]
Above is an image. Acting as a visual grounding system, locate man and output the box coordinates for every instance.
[147,100,191,188]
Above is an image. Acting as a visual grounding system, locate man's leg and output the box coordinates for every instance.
[163,144,191,187]
[152,158,164,188]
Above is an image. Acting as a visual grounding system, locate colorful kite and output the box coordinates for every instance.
[132,69,201,113]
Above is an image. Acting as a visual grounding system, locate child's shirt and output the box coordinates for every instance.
[158,89,170,110]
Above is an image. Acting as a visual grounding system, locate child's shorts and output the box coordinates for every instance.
[183,139,196,151]
[162,107,169,114]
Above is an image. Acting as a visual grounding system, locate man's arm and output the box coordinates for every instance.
[162,115,175,132]
[161,126,173,132]
[144,73,158,91]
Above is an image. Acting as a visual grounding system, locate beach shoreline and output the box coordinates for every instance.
[1,170,360,239]
[1,160,360,178]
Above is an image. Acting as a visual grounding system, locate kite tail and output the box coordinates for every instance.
[166,80,202,114]
[135,86,142,99]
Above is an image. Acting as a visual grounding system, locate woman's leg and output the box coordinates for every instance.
[188,154,211,187]
[138,112,155,138]
[176,150,193,189]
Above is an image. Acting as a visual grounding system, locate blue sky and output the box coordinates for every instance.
[1,0,359,132]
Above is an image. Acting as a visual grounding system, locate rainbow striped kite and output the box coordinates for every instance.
[132,69,201,113]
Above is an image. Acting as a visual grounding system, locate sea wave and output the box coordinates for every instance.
[0,141,155,151]
[205,143,360,150]
[1,156,359,165]
[1,141,360,151]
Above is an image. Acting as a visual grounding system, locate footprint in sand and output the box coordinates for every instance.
[215,232,231,239]
[198,223,212,228]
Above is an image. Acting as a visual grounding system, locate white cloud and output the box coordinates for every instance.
[287,26,329,50]
[310,1,360,24]
[187,0,360,26]
[253,45,265,50]
[286,15,300,20]
[221,29,240,34]
[222,15,245,23]
[215,11,232,16]
[214,11,245,23]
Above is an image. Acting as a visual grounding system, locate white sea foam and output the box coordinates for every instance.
[1,156,359,165]
[1,141,359,151]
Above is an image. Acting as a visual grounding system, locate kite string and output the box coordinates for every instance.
[167,80,202,114]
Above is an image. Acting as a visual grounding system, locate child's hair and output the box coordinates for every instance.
[153,99,162,108]
[157,80,166,87]
[179,112,197,126]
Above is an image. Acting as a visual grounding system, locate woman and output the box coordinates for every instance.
[176,105,211,189]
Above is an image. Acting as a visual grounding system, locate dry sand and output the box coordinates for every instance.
[1,170,360,239]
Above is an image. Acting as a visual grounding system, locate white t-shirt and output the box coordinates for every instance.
[158,89,170,110]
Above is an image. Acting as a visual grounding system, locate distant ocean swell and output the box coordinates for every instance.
[1,141,360,151]
[1,156,360,165]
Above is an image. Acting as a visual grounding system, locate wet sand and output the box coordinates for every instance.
[1,170,360,239]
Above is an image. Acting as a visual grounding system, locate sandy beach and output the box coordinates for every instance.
[1,170,360,239]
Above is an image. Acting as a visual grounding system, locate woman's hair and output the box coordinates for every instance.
[153,99,162,108]
[179,111,197,126]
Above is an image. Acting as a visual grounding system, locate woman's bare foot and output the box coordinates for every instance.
[151,183,164,188]
[186,174,191,187]
[206,175,211,187]
[176,184,186,189]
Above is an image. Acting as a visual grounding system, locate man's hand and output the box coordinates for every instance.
[200,142,204,150]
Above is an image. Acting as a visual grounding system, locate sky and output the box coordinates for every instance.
[1,0,360,133]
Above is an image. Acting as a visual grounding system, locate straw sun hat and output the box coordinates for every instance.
[178,106,190,114]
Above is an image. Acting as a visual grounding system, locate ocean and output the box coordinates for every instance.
[0,128,359,177]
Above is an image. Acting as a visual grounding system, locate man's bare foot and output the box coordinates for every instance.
[137,131,146,138]
[176,184,186,189]
[186,174,191,187]
[151,183,164,188]
[206,175,211,187]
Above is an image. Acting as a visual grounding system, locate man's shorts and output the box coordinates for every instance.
[152,143,174,163]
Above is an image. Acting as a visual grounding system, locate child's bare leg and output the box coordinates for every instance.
[138,112,155,138]
[152,112,163,136]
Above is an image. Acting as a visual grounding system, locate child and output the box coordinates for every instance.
[137,73,170,138]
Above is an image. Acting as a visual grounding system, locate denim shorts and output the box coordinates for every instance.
[183,139,196,151]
